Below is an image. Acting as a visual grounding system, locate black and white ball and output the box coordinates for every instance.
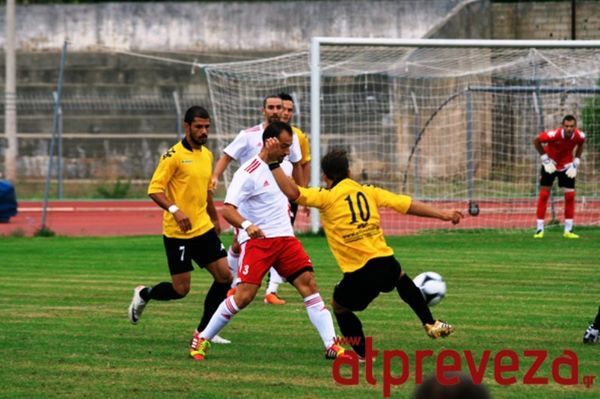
[413,271,446,306]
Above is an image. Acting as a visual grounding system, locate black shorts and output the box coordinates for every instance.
[539,166,575,189]
[163,228,227,276]
[333,256,402,311]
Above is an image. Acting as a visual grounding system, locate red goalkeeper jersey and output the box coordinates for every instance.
[537,127,586,170]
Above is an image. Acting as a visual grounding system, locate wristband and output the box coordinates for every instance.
[268,162,281,170]
[573,157,580,167]
[241,220,252,230]
[168,205,179,214]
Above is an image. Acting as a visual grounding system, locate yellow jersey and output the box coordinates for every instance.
[292,126,311,165]
[297,179,412,273]
[148,139,215,239]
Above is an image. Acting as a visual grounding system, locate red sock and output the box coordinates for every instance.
[536,189,550,219]
[564,191,575,219]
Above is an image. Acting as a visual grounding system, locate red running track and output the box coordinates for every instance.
[1,199,598,237]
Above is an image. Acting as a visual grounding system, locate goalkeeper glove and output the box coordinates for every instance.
[541,154,556,174]
[565,157,580,179]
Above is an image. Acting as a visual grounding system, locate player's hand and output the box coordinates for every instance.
[173,210,192,232]
[212,218,222,235]
[210,176,219,192]
[565,157,580,179]
[541,154,556,174]
[264,137,281,162]
[245,224,265,239]
[443,210,464,225]
[302,206,310,217]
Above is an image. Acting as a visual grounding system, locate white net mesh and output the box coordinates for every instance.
[205,42,600,234]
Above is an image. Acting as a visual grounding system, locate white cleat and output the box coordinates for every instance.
[128,285,147,325]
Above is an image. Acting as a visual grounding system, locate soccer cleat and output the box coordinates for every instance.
[325,344,349,360]
[227,287,236,297]
[210,334,231,345]
[128,285,147,325]
[190,331,211,360]
[533,230,544,239]
[264,293,286,305]
[583,324,599,344]
[424,320,455,339]
[563,231,579,239]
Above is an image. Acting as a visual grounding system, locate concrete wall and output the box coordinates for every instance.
[0,1,462,52]
[491,0,600,40]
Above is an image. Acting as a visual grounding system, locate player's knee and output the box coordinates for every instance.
[332,299,348,314]
[234,290,256,309]
[172,282,191,297]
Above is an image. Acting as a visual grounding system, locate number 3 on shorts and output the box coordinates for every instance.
[242,264,249,275]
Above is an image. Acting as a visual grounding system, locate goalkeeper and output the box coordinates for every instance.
[533,114,586,239]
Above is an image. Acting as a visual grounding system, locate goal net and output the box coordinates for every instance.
[205,39,600,234]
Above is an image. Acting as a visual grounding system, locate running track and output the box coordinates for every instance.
[1,199,598,237]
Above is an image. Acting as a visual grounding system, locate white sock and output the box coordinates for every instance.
[304,293,336,349]
[564,219,573,232]
[227,247,240,288]
[199,296,239,341]
[536,219,544,231]
[266,267,284,294]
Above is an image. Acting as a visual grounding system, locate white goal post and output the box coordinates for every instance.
[205,38,600,234]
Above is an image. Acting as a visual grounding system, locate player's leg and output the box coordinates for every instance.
[128,236,191,324]
[195,240,272,360]
[559,172,579,238]
[277,237,345,359]
[392,258,453,338]
[534,167,555,238]
[227,235,241,295]
[187,230,232,346]
[290,270,345,359]
[264,267,286,305]
[331,282,368,359]
[583,305,600,344]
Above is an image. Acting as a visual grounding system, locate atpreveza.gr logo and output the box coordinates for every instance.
[332,337,596,398]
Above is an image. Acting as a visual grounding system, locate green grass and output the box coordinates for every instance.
[0,230,599,399]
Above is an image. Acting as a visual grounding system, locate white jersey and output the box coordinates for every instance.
[225,156,294,244]
[223,123,302,165]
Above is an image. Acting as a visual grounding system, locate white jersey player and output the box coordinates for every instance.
[211,95,302,305]
[194,121,347,361]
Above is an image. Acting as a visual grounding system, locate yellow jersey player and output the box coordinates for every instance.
[128,106,233,357]
[265,141,463,359]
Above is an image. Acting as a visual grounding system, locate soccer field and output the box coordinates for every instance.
[1,229,598,399]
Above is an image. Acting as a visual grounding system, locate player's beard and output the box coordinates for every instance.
[190,135,207,146]
[267,114,280,124]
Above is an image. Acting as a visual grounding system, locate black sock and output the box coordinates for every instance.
[334,311,366,358]
[396,274,435,325]
[146,282,184,301]
[594,306,600,329]
[197,281,230,332]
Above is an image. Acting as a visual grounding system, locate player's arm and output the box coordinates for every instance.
[575,141,584,158]
[211,153,234,192]
[407,200,463,225]
[221,203,264,239]
[292,162,304,188]
[532,136,545,155]
[149,191,192,232]
[301,162,311,187]
[206,190,221,234]
[265,137,301,201]
[533,135,556,173]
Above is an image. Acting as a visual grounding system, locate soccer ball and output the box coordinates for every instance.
[413,271,446,306]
